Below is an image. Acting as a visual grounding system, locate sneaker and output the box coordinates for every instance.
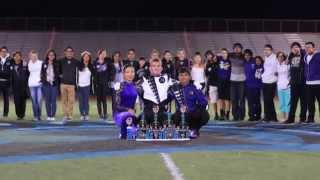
[17,117,24,121]
[283,119,294,124]
[80,116,85,121]
[100,115,107,122]
[62,116,68,122]
[85,116,89,121]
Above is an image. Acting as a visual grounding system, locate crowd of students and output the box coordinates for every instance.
[0,41,319,126]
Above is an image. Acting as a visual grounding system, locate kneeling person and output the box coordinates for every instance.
[113,65,139,139]
[139,58,174,127]
[171,68,209,138]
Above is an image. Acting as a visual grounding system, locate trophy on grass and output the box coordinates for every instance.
[179,105,190,138]
[125,116,137,140]
[137,112,147,139]
[152,105,160,139]
[163,111,172,139]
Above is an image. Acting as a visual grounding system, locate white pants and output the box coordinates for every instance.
[209,86,218,103]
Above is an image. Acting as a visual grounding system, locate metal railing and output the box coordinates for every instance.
[0,17,319,32]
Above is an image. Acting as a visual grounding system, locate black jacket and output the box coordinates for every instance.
[92,58,115,87]
[288,50,305,85]
[0,56,13,86]
[59,58,80,85]
[174,58,190,79]
[41,61,60,86]
[205,60,219,86]
[11,61,29,92]
[162,58,174,79]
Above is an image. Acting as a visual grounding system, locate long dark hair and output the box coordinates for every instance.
[112,51,123,73]
[45,49,57,63]
[80,52,93,71]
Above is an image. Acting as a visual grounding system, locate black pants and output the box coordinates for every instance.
[230,81,246,120]
[306,84,320,122]
[246,87,261,121]
[288,84,307,122]
[173,108,209,130]
[13,89,27,119]
[96,84,107,118]
[262,83,277,121]
[0,85,9,117]
[143,107,167,126]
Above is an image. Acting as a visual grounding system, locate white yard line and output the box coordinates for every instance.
[160,153,185,180]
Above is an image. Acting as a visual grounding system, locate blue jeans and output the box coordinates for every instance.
[42,84,58,117]
[78,86,90,116]
[29,86,42,118]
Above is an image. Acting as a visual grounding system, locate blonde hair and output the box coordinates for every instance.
[29,50,39,60]
[150,49,161,59]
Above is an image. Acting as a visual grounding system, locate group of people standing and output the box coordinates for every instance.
[203,41,315,124]
[0,46,115,122]
[0,41,319,136]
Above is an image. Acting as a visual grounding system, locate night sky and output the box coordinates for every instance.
[2,0,320,19]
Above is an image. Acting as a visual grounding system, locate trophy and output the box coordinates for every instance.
[145,125,153,139]
[138,112,147,139]
[125,116,136,140]
[152,105,160,139]
[179,105,189,139]
[153,105,160,129]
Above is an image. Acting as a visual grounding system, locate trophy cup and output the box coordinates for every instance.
[152,105,160,139]
[125,116,136,140]
[179,105,189,139]
[138,112,147,139]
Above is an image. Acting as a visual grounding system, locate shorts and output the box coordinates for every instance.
[218,80,230,100]
[208,85,218,103]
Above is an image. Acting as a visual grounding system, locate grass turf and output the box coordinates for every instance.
[172,151,320,180]
[0,152,319,180]
[0,154,171,180]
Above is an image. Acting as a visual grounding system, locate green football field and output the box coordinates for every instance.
[0,152,319,180]
[0,98,319,180]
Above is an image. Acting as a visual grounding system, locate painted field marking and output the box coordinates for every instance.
[136,138,190,142]
[0,123,12,127]
[160,153,185,180]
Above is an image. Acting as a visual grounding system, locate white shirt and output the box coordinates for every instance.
[262,53,278,83]
[191,66,206,83]
[277,62,290,90]
[114,63,123,83]
[28,60,43,87]
[142,74,174,104]
[0,54,9,65]
[306,55,313,64]
[78,67,91,87]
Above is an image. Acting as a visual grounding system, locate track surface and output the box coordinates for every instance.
[1,120,320,163]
